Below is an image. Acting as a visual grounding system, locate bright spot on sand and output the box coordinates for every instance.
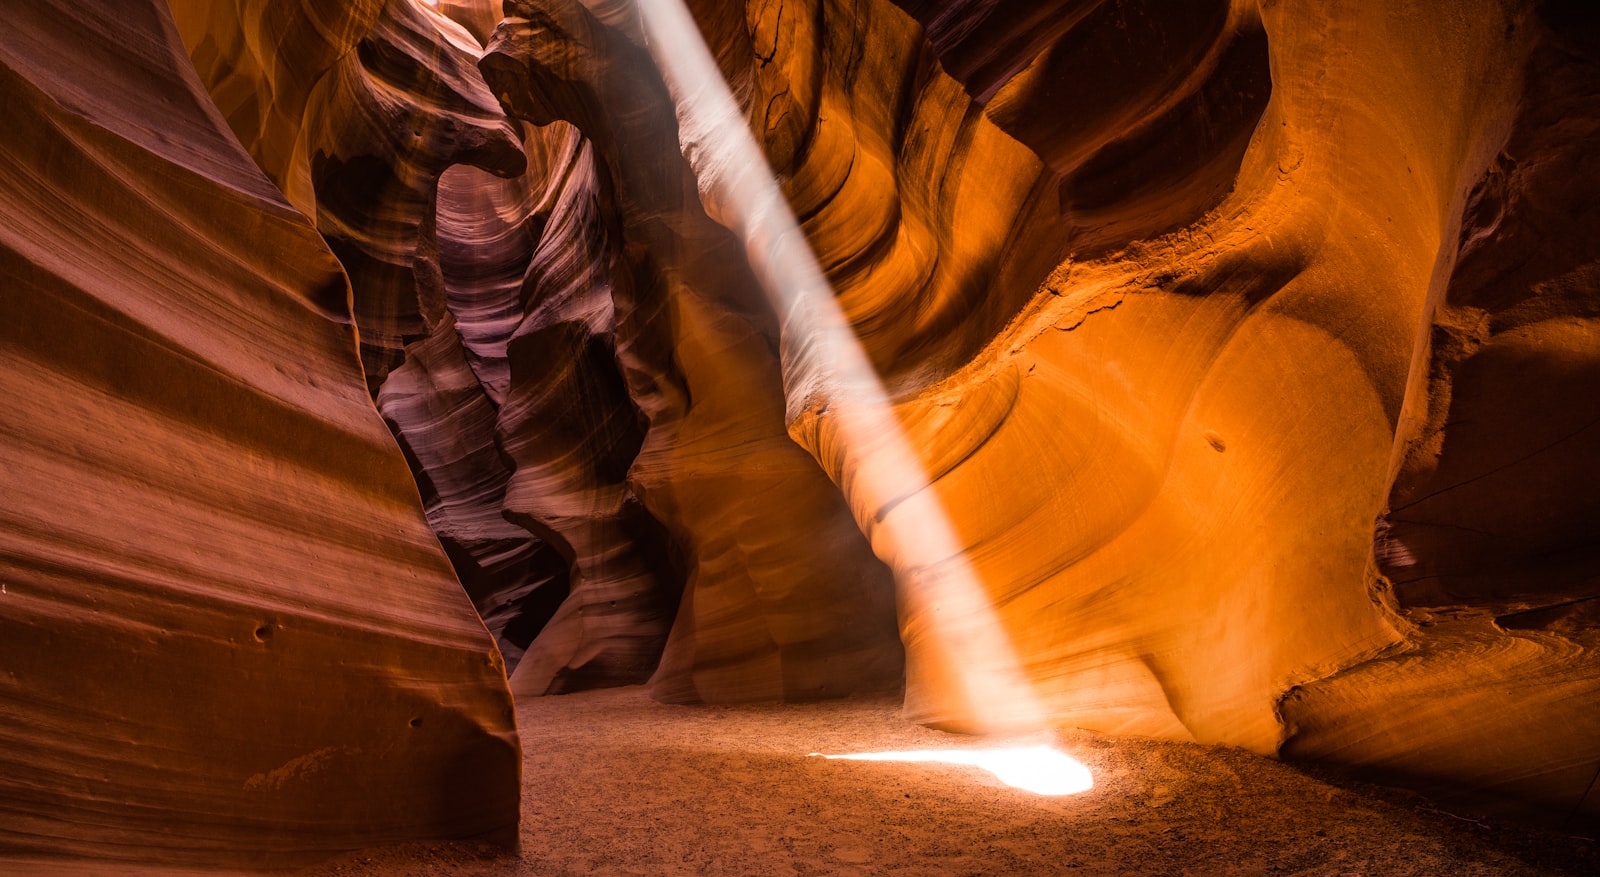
[809,747,1093,796]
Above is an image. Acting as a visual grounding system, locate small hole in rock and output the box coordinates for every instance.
[409,717,423,728]
[253,625,272,642]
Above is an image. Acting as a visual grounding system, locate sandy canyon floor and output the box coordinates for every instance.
[303,687,1597,876]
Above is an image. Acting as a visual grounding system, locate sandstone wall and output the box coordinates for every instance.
[0,0,519,869]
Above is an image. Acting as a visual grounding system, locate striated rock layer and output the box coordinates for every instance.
[482,0,906,702]
[892,0,1272,258]
[0,0,518,870]
[177,0,904,699]
[416,0,1600,819]
[628,0,1599,822]
[172,0,582,672]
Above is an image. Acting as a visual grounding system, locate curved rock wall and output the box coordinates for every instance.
[729,0,1066,386]
[1284,5,1600,820]
[490,126,684,694]
[893,0,1272,256]
[173,0,904,700]
[482,0,907,702]
[656,0,1600,821]
[432,0,1593,819]
[170,0,586,671]
[0,0,518,869]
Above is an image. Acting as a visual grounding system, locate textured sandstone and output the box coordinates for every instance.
[894,0,1272,256]
[489,124,684,694]
[657,0,1600,820]
[1285,8,1600,818]
[171,0,584,670]
[0,0,517,868]
[481,0,907,703]
[174,0,904,701]
[201,0,1600,822]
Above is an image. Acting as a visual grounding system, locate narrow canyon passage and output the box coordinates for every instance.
[4,0,1600,872]
[303,688,1598,876]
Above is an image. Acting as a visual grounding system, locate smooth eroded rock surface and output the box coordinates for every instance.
[0,0,518,869]
[658,0,1600,822]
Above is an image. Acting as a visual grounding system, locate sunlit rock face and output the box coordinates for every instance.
[637,0,1598,822]
[1282,7,1600,820]
[0,0,517,869]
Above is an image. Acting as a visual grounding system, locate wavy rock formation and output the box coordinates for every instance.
[488,125,685,694]
[376,306,572,669]
[482,0,906,703]
[177,0,902,699]
[171,0,584,670]
[892,0,1272,256]
[460,0,1587,819]
[730,0,1069,385]
[1284,6,1600,819]
[3,0,1597,862]
[650,0,1599,821]
[0,0,517,869]
[1376,12,1600,615]
[681,0,1390,746]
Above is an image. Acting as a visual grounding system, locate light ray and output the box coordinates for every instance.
[632,0,1046,732]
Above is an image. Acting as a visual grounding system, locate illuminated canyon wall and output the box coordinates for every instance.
[1,0,1596,868]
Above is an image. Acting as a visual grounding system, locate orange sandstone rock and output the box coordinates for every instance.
[0,0,517,868]
[676,0,1600,820]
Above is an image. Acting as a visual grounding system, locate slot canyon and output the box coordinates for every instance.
[1,0,1598,873]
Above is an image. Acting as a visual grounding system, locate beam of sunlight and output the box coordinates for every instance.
[808,748,1094,796]
[634,0,1047,734]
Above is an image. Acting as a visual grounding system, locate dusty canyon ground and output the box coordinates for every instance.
[301,687,1598,876]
